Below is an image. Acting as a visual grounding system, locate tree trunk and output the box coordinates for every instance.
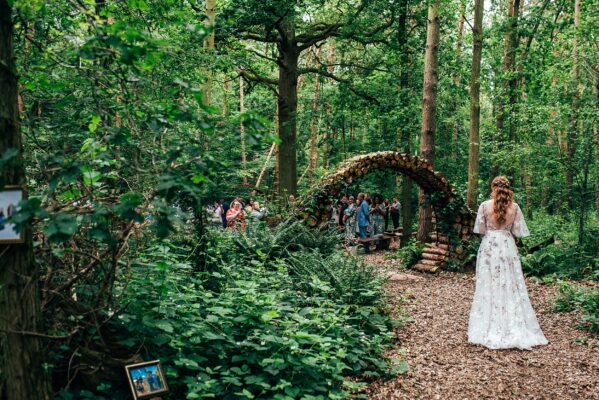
[223,76,229,116]
[567,0,580,205]
[0,0,52,397]
[202,0,216,106]
[321,43,335,170]
[277,21,299,198]
[466,0,484,210]
[308,46,321,185]
[397,0,413,245]
[273,102,280,196]
[525,173,533,220]
[239,76,247,185]
[493,0,521,176]
[416,0,440,243]
[451,3,466,161]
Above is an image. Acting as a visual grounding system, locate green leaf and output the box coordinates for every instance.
[88,115,101,133]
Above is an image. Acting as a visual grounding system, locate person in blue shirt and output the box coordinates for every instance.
[357,193,371,253]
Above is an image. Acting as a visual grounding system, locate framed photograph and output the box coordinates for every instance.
[125,360,169,399]
[0,186,25,244]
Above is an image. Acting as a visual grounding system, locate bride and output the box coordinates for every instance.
[468,176,548,350]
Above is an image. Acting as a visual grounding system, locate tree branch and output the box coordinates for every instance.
[245,46,279,64]
[298,67,379,105]
[239,32,280,43]
[296,23,343,51]
[238,70,279,96]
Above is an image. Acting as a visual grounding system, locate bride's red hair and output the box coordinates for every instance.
[491,176,513,224]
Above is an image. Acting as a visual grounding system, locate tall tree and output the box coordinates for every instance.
[240,76,248,184]
[308,46,322,185]
[416,0,440,243]
[225,0,393,198]
[492,0,521,178]
[451,2,466,161]
[202,0,217,106]
[0,1,52,398]
[466,0,484,209]
[567,0,581,203]
[396,0,414,245]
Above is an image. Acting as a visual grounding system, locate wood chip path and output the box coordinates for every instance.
[366,255,599,400]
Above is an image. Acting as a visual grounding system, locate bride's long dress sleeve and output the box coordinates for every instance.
[468,200,548,350]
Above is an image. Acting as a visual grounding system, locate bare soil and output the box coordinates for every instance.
[366,254,599,400]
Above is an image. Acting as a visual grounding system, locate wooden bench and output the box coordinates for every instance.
[358,235,392,251]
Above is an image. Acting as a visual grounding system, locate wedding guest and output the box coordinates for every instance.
[390,196,401,229]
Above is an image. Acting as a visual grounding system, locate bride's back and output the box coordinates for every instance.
[479,199,519,231]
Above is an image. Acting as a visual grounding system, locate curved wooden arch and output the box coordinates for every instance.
[299,151,476,269]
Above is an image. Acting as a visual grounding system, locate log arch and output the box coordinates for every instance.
[300,151,476,269]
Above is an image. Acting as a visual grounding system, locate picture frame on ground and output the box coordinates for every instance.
[125,360,169,399]
[0,186,25,244]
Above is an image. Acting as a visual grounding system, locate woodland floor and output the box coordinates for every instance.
[364,251,599,400]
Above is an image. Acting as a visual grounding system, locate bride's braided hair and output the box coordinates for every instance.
[491,176,513,224]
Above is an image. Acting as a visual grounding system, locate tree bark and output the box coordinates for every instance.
[567,0,581,205]
[0,0,52,397]
[322,43,336,170]
[202,0,216,106]
[451,3,466,161]
[223,76,229,116]
[308,46,321,185]
[466,0,484,210]
[416,0,440,243]
[277,20,299,198]
[239,76,247,185]
[493,0,521,177]
[397,0,413,245]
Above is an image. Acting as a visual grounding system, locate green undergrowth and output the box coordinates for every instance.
[553,282,599,334]
[385,238,423,269]
[521,211,598,280]
[63,223,399,399]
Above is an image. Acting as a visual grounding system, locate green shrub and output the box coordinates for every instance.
[389,238,423,268]
[554,283,599,333]
[95,224,395,399]
[521,211,598,280]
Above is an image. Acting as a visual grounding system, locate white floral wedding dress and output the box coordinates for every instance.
[468,200,548,350]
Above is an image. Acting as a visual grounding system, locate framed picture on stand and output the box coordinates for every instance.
[0,186,25,244]
[125,360,169,400]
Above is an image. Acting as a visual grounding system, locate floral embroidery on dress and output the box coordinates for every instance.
[468,200,548,350]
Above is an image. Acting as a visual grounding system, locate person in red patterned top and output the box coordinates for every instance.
[226,201,246,231]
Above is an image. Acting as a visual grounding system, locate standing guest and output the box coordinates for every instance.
[244,203,255,235]
[329,201,339,230]
[212,201,223,228]
[369,196,386,236]
[343,196,357,245]
[354,196,361,235]
[390,196,401,230]
[221,199,230,228]
[287,194,296,210]
[226,201,246,231]
[383,198,391,231]
[357,193,370,253]
[338,195,348,232]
